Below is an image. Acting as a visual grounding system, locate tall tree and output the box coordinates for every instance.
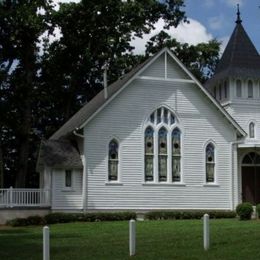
[0,0,53,187]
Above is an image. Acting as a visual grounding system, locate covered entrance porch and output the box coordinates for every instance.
[239,148,260,205]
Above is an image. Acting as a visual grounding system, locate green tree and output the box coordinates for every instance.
[0,0,53,187]
[1,0,187,187]
[41,0,187,128]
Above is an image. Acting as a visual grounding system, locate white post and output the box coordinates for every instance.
[9,186,13,208]
[129,219,136,256]
[203,214,210,251]
[43,226,50,260]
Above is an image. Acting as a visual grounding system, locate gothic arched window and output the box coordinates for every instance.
[144,107,181,183]
[172,128,181,182]
[206,143,215,183]
[108,139,119,181]
[145,127,154,181]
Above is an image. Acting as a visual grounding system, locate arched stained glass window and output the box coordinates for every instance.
[236,80,242,98]
[108,140,119,181]
[158,127,168,182]
[145,127,154,181]
[145,107,181,183]
[206,143,215,183]
[248,80,253,98]
[249,122,255,138]
[172,128,181,182]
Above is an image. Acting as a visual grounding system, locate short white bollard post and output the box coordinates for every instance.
[129,219,136,256]
[203,214,210,251]
[43,226,50,260]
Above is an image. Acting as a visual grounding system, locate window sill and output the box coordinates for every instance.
[61,188,76,192]
[105,182,123,186]
[142,182,186,187]
[203,183,219,187]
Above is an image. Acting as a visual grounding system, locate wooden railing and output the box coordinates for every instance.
[0,187,50,208]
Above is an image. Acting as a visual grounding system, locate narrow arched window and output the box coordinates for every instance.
[158,127,167,182]
[248,80,253,98]
[206,143,215,183]
[172,128,181,182]
[145,127,154,181]
[108,140,119,181]
[219,84,222,100]
[249,122,255,138]
[236,80,242,97]
[224,81,228,99]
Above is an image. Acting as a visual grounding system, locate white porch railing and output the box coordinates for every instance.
[0,187,50,208]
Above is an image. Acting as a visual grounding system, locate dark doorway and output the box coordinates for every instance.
[241,152,260,204]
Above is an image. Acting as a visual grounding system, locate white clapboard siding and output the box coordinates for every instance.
[52,169,83,210]
[141,53,165,78]
[84,53,236,211]
[226,102,260,140]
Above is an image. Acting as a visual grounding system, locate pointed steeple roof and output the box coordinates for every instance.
[205,6,260,86]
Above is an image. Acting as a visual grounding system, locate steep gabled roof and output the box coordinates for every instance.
[205,16,260,86]
[50,47,246,140]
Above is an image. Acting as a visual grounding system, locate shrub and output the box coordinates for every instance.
[7,218,29,227]
[256,204,260,219]
[44,212,136,224]
[236,202,253,220]
[26,215,46,226]
[145,210,236,220]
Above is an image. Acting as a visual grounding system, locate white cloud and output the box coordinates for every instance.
[131,18,213,54]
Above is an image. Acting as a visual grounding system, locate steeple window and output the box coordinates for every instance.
[236,80,242,98]
[224,81,228,99]
[248,80,253,98]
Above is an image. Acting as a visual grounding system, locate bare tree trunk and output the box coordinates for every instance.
[15,104,31,188]
[15,45,33,188]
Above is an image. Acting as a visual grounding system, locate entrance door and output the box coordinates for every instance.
[241,152,260,205]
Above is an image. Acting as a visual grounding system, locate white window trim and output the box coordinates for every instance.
[203,140,218,186]
[248,120,257,140]
[106,137,122,184]
[143,106,184,184]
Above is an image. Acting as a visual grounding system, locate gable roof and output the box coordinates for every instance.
[205,21,260,87]
[36,139,83,170]
[50,48,246,140]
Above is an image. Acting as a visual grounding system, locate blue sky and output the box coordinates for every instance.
[185,0,260,52]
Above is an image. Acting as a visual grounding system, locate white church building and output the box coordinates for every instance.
[37,11,260,212]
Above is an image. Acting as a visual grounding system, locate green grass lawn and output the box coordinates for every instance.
[0,219,259,260]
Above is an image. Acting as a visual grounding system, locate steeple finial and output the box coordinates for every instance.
[236,4,242,24]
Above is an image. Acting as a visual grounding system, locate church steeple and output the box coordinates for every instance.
[205,6,260,88]
[235,4,242,24]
